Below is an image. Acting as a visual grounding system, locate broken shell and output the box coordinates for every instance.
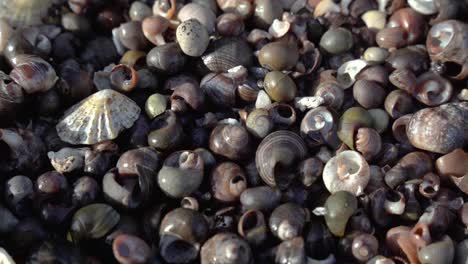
[56,89,141,145]
[47,147,87,174]
[337,59,368,89]
[314,0,341,18]
[408,0,437,15]
[268,19,290,38]
[323,150,370,196]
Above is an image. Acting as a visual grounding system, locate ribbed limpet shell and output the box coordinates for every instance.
[56,89,141,145]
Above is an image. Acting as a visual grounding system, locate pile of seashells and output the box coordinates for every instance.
[0,0,466,263]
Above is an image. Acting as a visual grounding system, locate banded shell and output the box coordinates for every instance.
[56,89,141,145]
[9,55,58,94]
[406,102,467,154]
[0,0,53,28]
[255,130,308,189]
[201,37,253,73]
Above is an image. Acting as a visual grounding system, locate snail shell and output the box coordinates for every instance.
[0,0,53,28]
[300,106,339,148]
[177,3,216,34]
[201,37,253,73]
[176,19,210,57]
[200,233,252,264]
[56,89,141,145]
[406,102,467,154]
[323,150,370,196]
[255,130,308,189]
[10,55,58,94]
[408,0,437,15]
[426,20,468,80]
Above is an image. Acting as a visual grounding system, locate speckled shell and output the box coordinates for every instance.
[255,130,308,188]
[56,89,141,145]
[406,102,467,154]
[176,19,209,57]
[0,0,53,28]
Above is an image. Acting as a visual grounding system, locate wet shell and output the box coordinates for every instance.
[255,130,308,188]
[9,55,58,94]
[201,37,253,73]
[406,102,467,154]
[0,0,53,28]
[56,89,141,145]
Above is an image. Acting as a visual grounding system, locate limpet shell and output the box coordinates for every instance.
[0,0,53,28]
[56,89,141,145]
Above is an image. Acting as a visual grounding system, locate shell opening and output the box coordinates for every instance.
[336,156,359,180]
[443,62,463,78]
[0,140,11,163]
[179,152,197,169]
[241,211,259,231]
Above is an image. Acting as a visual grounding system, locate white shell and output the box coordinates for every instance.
[177,3,216,34]
[0,0,53,28]
[337,59,369,89]
[56,89,141,145]
[314,0,341,18]
[363,47,389,63]
[361,10,387,30]
[323,150,370,196]
[0,247,14,264]
[408,0,437,15]
[268,19,290,38]
[255,90,272,109]
[176,19,209,57]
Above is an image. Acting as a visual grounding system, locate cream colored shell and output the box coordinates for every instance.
[56,89,141,145]
[176,18,209,57]
[0,0,53,28]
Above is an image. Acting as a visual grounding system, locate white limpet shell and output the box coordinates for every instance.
[0,0,53,28]
[407,0,437,15]
[323,150,370,196]
[56,89,141,145]
[0,247,14,264]
[361,10,387,30]
[336,59,369,89]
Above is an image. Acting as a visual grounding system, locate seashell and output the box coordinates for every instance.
[152,0,177,20]
[9,55,58,94]
[426,20,468,80]
[255,130,308,189]
[361,10,386,30]
[323,191,358,237]
[70,203,120,242]
[56,89,141,145]
[201,233,252,264]
[238,210,268,246]
[177,3,216,34]
[337,59,368,89]
[0,0,53,28]
[314,0,341,18]
[176,19,210,57]
[323,150,370,196]
[201,37,253,73]
[269,203,307,241]
[408,0,437,15]
[385,152,433,189]
[142,15,170,46]
[300,106,339,148]
[406,102,467,154]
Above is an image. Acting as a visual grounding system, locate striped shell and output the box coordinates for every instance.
[56,89,141,145]
[255,130,308,188]
[0,0,54,28]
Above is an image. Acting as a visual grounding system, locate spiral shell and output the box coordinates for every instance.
[255,130,308,189]
[323,150,370,196]
[56,89,141,145]
[202,37,253,73]
[406,102,467,154]
[0,0,54,28]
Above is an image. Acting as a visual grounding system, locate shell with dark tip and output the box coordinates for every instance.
[201,37,253,72]
[406,102,467,154]
[56,89,141,145]
[255,130,308,189]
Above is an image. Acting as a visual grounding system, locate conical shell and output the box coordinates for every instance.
[56,89,141,145]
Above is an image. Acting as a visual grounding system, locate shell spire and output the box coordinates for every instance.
[56,89,141,145]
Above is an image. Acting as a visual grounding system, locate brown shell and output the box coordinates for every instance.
[201,73,236,108]
[209,123,250,160]
[426,20,468,80]
[200,233,252,264]
[211,162,247,202]
[10,55,58,94]
[255,130,308,189]
[406,102,467,154]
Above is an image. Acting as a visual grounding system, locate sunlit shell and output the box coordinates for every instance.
[337,59,368,89]
[0,0,54,28]
[56,89,141,145]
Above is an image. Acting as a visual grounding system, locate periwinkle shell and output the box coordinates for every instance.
[70,203,120,242]
[406,102,467,154]
[324,191,358,237]
[255,130,308,189]
[10,55,58,94]
[176,19,210,57]
[200,233,252,264]
[56,89,141,145]
[202,37,253,72]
